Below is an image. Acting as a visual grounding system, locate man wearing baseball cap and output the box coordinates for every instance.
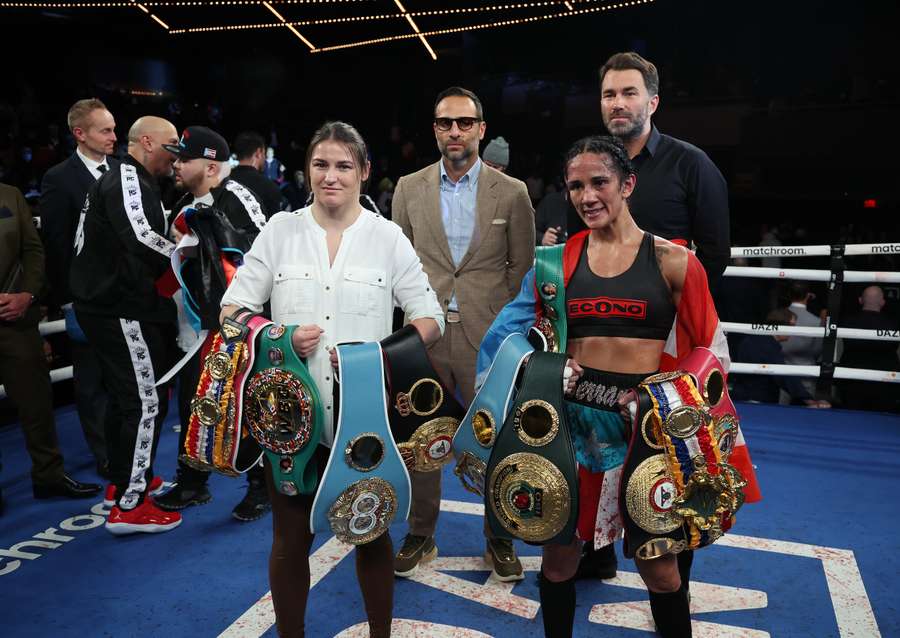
[155,125,272,522]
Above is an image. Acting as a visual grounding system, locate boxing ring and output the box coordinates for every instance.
[0,241,898,637]
[722,242,900,392]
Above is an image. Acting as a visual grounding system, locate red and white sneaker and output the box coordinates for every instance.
[105,499,182,535]
[103,476,165,507]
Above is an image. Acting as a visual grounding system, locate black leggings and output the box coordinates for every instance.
[264,447,394,638]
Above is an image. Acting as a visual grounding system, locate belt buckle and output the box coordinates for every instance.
[446,310,461,324]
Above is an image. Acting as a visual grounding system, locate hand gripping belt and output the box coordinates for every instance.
[310,342,411,545]
[619,348,746,560]
[486,351,579,545]
[380,325,465,472]
[452,332,533,496]
[243,322,325,496]
[182,308,266,476]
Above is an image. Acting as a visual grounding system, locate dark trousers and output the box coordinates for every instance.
[408,322,491,538]
[70,339,111,464]
[175,347,264,486]
[0,321,65,484]
[78,312,174,509]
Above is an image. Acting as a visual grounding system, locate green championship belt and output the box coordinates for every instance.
[533,245,567,353]
[485,351,578,545]
[243,324,325,496]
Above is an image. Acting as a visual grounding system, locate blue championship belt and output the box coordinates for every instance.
[486,351,579,545]
[381,325,465,472]
[243,323,324,496]
[310,342,411,545]
[452,332,533,496]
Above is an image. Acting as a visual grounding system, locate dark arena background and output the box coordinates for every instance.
[1,1,898,637]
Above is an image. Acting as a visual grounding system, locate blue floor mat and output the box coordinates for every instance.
[1,400,897,637]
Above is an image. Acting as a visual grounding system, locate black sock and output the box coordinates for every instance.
[648,585,692,638]
[538,570,576,638]
[677,550,694,590]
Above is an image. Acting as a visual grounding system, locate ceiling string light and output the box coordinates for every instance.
[262,0,315,49]
[168,1,573,35]
[393,0,435,60]
[312,0,654,53]
[0,1,372,6]
[128,0,170,30]
[2,0,651,54]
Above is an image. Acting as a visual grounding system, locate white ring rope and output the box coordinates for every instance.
[4,241,898,400]
[723,266,900,283]
[731,242,900,258]
[721,322,900,342]
[729,363,899,384]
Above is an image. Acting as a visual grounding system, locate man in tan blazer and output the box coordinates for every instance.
[392,87,535,581]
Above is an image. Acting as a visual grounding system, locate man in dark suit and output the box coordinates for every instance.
[1,181,101,506]
[40,98,119,477]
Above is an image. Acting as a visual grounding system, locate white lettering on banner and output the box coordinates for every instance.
[0,501,110,577]
[740,246,807,257]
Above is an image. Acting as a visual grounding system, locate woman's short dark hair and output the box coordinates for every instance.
[305,121,369,186]
[563,135,635,184]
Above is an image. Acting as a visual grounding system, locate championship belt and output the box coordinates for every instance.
[182,309,265,476]
[619,353,745,560]
[243,323,324,496]
[380,325,465,472]
[485,351,578,545]
[452,332,533,496]
[533,244,567,353]
[310,342,411,545]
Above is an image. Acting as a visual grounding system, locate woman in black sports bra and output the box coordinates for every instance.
[539,136,694,638]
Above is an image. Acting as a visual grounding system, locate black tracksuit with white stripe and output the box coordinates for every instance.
[71,155,177,509]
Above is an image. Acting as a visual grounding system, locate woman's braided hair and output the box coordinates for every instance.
[563,135,635,184]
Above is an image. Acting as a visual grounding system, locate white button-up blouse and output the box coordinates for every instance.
[221,206,444,446]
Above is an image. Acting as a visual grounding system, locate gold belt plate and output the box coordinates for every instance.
[625,454,682,534]
[489,452,570,543]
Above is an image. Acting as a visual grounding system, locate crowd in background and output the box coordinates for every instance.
[1,97,898,424]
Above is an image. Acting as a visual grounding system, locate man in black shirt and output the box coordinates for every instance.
[228,131,285,217]
[599,52,730,287]
[577,51,732,591]
[840,286,899,411]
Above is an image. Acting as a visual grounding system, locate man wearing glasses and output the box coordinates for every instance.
[392,86,535,582]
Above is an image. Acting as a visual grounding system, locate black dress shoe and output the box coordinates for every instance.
[33,474,102,499]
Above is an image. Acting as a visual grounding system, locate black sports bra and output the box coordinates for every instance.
[566,233,676,340]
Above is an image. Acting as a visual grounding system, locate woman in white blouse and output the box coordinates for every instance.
[221,121,443,638]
